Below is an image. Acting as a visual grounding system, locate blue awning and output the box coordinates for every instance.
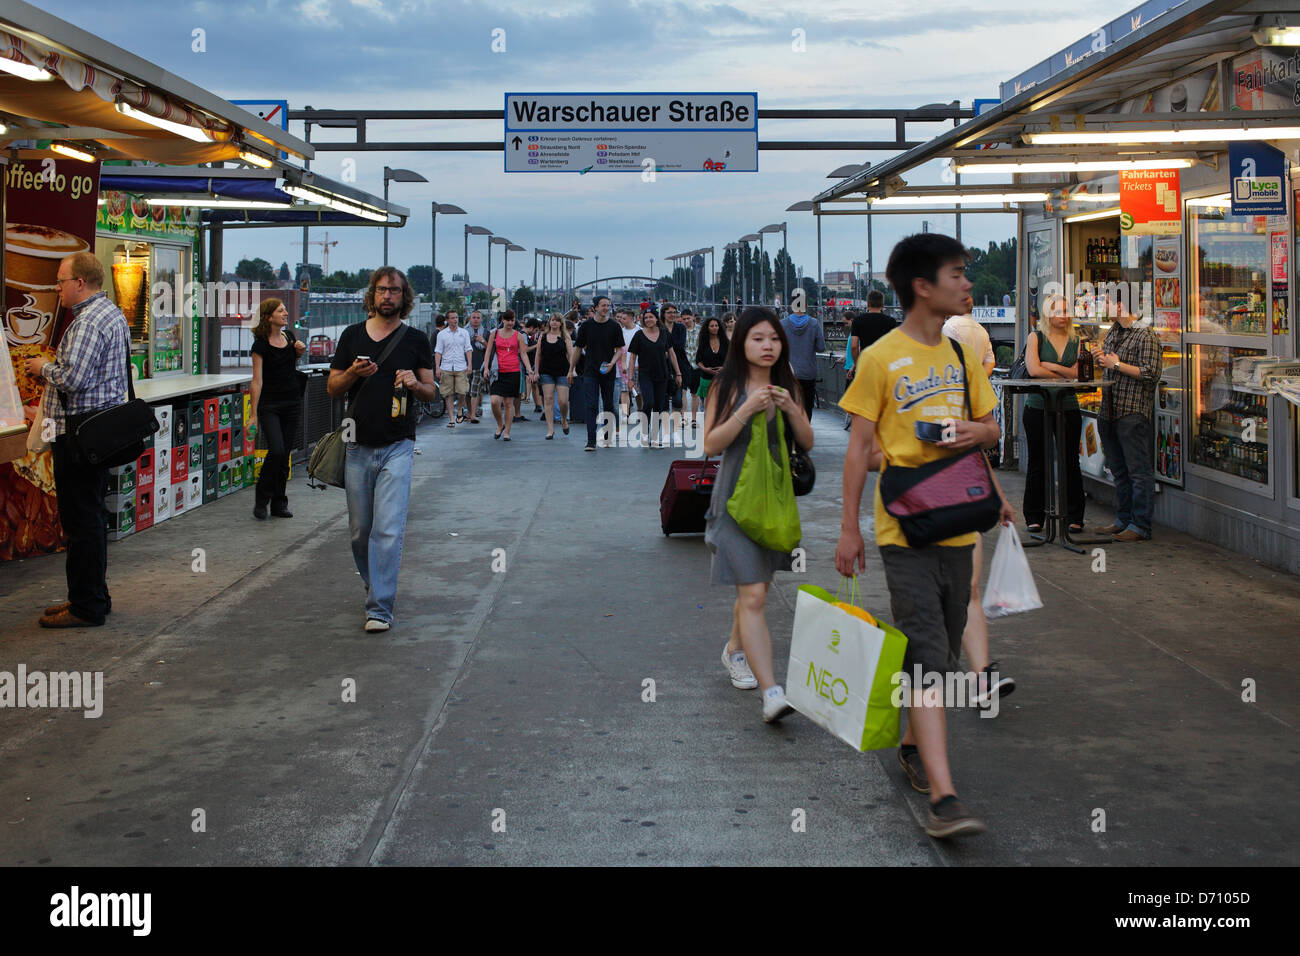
[100,174,291,203]
[200,209,379,225]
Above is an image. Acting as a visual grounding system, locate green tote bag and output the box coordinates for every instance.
[726,410,801,552]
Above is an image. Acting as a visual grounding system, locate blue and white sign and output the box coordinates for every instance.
[231,99,289,160]
[1229,141,1287,216]
[504,93,757,173]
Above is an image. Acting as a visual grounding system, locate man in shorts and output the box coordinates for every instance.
[835,233,1010,839]
[434,309,472,425]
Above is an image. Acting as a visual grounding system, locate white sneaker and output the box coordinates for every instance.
[721,643,758,690]
[762,685,795,723]
[364,618,390,633]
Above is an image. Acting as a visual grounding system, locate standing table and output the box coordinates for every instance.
[998,378,1112,553]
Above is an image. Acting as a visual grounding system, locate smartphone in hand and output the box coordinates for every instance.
[914,420,947,443]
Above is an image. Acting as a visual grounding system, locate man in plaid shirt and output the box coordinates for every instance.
[24,251,129,627]
[1093,299,1160,542]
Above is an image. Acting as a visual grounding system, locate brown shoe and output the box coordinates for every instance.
[38,608,102,628]
[1092,523,1123,534]
[44,600,71,616]
[1112,529,1149,542]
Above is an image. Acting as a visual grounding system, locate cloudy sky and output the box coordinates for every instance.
[44,0,1141,295]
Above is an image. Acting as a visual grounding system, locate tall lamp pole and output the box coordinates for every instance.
[431,202,465,307]
[464,225,492,310]
[382,166,427,267]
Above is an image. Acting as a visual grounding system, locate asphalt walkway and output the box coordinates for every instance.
[1,406,1296,866]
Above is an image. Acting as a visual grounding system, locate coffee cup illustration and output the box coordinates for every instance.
[4,224,90,347]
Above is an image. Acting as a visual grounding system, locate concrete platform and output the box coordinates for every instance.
[1,406,1296,866]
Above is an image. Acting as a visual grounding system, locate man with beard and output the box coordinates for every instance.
[328,267,435,632]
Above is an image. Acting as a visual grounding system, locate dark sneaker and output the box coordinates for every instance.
[925,796,986,838]
[253,501,268,520]
[972,662,1016,709]
[898,747,930,793]
[584,443,596,453]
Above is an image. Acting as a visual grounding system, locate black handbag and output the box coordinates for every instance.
[877,338,1000,548]
[1007,329,1040,381]
[787,422,815,497]
[284,327,310,396]
[71,338,159,467]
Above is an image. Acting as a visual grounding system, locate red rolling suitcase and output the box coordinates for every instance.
[660,458,718,535]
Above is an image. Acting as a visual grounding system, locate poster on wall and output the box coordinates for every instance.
[1232,49,1300,111]
[1152,234,1181,342]
[1,158,102,561]
[1120,169,1181,235]
[1027,222,1058,331]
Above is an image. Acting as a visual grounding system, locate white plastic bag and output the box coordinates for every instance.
[982,524,1043,619]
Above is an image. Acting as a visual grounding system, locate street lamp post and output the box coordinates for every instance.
[739,234,760,308]
[464,224,492,310]
[431,202,465,307]
[383,166,427,267]
[759,224,786,309]
[490,236,512,309]
[724,242,741,310]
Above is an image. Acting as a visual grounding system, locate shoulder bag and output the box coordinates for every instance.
[72,334,160,467]
[878,338,1000,548]
[785,411,815,496]
[307,324,409,489]
[283,327,310,396]
[1007,329,1040,381]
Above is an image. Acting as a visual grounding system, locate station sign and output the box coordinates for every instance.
[504,93,758,173]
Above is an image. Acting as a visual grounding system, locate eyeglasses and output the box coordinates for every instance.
[375,285,404,295]
[53,277,81,286]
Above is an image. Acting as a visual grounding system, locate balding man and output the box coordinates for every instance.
[24,251,130,628]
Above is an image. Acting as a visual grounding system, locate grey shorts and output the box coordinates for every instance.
[879,544,973,676]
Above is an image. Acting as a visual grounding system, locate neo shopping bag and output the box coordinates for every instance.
[726,411,800,552]
[786,583,908,752]
[982,524,1043,619]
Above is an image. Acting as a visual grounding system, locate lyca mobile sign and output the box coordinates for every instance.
[505,92,758,173]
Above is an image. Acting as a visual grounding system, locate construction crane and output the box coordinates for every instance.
[290,232,340,277]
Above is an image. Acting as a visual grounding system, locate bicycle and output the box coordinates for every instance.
[414,390,446,426]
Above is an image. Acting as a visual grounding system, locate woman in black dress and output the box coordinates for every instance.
[694,314,729,403]
[628,308,681,447]
[249,298,304,519]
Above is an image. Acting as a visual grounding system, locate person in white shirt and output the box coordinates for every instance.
[617,307,641,421]
[434,310,473,426]
[942,296,995,377]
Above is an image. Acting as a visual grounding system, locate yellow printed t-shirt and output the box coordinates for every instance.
[839,328,997,549]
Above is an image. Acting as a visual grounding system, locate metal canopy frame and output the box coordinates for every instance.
[0,0,314,162]
[810,0,1276,204]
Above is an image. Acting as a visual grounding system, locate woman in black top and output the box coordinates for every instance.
[249,298,304,519]
[535,314,575,439]
[694,315,728,401]
[628,309,681,447]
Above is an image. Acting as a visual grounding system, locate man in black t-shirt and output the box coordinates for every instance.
[327,267,435,633]
[848,290,897,379]
[574,295,625,450]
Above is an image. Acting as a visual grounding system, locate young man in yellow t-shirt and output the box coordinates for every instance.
[835,233,1011,839]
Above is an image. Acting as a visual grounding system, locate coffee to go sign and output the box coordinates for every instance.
[1120,168,1181,236]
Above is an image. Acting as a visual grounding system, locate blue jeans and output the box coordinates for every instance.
[1098,413,1153,537]
[584,369,617,444]
[344,439,415,623]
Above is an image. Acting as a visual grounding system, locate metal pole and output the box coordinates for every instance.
[867,209,874,301]
[781,227,788,310]
[382,177,389,267]
[710,248,716,309]
[487,239,492,298]
[430,202,437,306]
[463,227,469,306]
[740,245,747,306]
[815,210,823,318]
[759,234,765,305]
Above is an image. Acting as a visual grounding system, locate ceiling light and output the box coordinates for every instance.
[1067,192,1121,203]
[1026,127,1300,145]
[1252,16,1300,46]
[146,197,293,209]
[0,56,52,81]
[1063,207,1121,223]
[116,101,212,143]
[1186,193,1232,208]
[49,142,95,163]
[956,158,1195,173]
[238,149,274,169]
[282,185,386,221]
[872,192,1049,205]
[282,184,333,205]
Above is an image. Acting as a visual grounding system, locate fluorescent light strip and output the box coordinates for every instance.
[116,101,212,143]
[1064,207,1121,223]
[1255,26,1300,46]
[1068,192,1121,202]
[282,184,387,221]
[238,150,274,169]
[1027,127,1300,145]
[873,192,1049,206]
[956,158,1194,173]
[145,197,293,210]
[50,143,95,163]
[0,55,52,81]
[1186,193,1232,208]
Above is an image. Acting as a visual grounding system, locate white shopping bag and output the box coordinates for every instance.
[982,524,1043,619]
[786,586,907,752]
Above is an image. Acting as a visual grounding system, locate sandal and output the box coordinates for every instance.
[1026,523,1043,533]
